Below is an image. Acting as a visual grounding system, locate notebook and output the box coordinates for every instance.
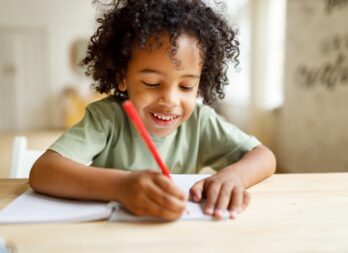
[0,174,229,223]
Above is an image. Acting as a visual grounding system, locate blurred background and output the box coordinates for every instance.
[0,0,347,177]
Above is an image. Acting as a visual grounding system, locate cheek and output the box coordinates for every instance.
[130,91,154,105]
[129,92,154,114]
[183,97,197,115]
[128,88,152,102]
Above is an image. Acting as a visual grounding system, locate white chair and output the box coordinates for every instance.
[10,136,44,178]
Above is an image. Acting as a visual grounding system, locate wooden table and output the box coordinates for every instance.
[0,173,348,253]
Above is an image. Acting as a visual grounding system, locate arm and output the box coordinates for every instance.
[190,145,276,219]
[29,150,129,201]
[29,150,186,220]
[220,144,276,188]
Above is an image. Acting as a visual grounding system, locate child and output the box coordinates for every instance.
[29,0,276,221]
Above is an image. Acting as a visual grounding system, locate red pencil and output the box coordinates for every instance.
[122,100,172,179]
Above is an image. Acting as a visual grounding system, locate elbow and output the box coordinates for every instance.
[29,151,51,193]
[270,150,277,175]
[256,144,277,176]
[265,146,277,175]
[29,159,42,192]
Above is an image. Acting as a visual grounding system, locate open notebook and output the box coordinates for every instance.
[0,174,229,223]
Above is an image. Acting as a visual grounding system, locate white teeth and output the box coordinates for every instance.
[153,113,177,121]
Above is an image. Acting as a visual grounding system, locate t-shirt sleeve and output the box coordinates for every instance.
[48,104,108,165]
[197,106,261,171]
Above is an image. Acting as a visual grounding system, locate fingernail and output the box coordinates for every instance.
[229,210,239,219]
[216,209,223,217]
[216,209,229,218]
[206,207,213,215]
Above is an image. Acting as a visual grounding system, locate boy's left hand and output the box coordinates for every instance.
[189,172,250,219]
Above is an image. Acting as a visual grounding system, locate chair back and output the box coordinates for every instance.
[10,136,44,178]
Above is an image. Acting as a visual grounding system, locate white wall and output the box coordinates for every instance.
[276,0,348,172]
[0,0,96,128]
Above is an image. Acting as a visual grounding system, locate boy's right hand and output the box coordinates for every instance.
[116,170,187,221]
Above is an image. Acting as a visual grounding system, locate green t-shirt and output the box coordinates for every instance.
[49,96,260,174]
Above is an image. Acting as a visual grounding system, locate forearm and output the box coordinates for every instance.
[29,150,129,202]
[220,145,276,188]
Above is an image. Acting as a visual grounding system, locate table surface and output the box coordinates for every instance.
[0,173,348,253]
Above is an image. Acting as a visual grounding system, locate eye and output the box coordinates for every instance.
[180,85,194,91]
[142,81,160,88]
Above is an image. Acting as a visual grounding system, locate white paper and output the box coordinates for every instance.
[110,174,229,221]
[0,191,112,223]
[0,174,226,223]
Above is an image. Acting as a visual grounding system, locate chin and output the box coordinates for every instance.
[151,128,175,137]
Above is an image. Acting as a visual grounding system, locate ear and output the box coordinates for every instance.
[118,79,127,92]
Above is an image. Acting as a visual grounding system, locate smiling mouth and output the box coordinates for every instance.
[151,112,179,121]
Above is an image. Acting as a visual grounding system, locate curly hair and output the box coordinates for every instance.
[83,0,239,104]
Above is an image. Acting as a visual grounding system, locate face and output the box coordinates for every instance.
[118,33,203,137]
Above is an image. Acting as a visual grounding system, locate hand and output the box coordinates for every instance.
[189,172,250,220]
[117,170,187,221]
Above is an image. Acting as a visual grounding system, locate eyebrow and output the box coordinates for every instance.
[138,68,200,79]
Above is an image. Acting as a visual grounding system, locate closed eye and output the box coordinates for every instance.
[142,81,160,88]
[180,86,194,91]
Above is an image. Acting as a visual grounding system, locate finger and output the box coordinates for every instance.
[147,194,186,220]
[131,195,183,220]
[189,180,205,202]
[153,174,186,200]
[147,179,187,214]
[242,190,251,211]
[228,186,244,219]
[203,182,220,215]
[214,183,233,219]
[127,194,157,216]
[148,189,187,214]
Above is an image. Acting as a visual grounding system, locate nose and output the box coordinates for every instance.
[158,86,179,108]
